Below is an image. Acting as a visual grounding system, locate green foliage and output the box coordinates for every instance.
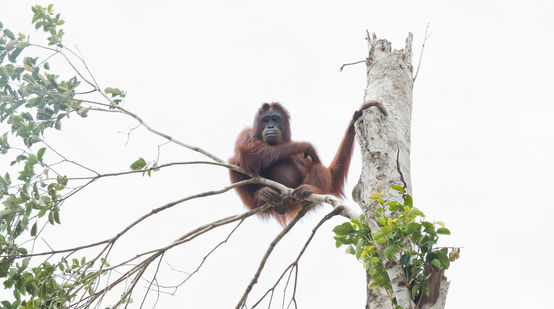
[130,157,160,177]
[130,157,147,170]
[333,187,460,301]
[104,87,126,105]
[0,5,88,148]
[31,4,65,47]
[0,5,111,307]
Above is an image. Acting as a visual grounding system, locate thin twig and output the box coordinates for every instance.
[163,220,244,293]
[252,206,344,308]
[114,104,226,163]
[42,139,100,176]
[139,252,164,309]
[78,204,271,307]
[156,140,170,163]
[118,123,142,146]
[413,23,431,82]
[235,205,312,309]
[339,60,366,72]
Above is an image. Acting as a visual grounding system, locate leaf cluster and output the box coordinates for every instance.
[130,157,160,177]
[333,186,460,301]
[0,6,108,308]
[1,9,82,149]
[31,4,65,48]
[0,144,90,308]
[1,257,98,309]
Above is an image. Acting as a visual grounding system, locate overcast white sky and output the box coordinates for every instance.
[1,1,553,308]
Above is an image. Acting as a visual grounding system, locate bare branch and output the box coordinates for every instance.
[413,23,431,82]
[78,205,271,308]
[252,206,343,308]
[339,60,366,72]
[103,100,226,163]
[117,123,142,146]
[161,220,244,294]
[235,203,313,309]
[139,253,165,308]
[366,29,372,52]
[42,139,100,176]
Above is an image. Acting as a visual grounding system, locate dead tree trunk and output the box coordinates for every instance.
[352,32,449,309]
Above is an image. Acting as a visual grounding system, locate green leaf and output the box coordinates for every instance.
[30,135,42,145]
[391,185,404,193]
[130,157,147,170]
[421,222,435,234]
[436,252,451,269]
[0,208,20,217]
[30,222,37,236]
[333,222,354,236]
[406,222,420,234]
[436,227,450,235]
[345,245,356,255]
[334,235,352,245]
[23,57,37,67]
[77,106,90,117]
[422,222,436,235]
[53,207,60,224]
[404,194,413,207]
[351,218,362,229]
[48,211,54,225]
[412,282,421,298]
[431,259,441,268]
[37,147,46,161]
[104,87,126,98]
[4,29,15,40]
[399,254,410,266]
[25,282,38,294]
[386,201,401,212]
[8,47,24,62]
[22,258,29,269]
[383,244,400,259]
[421,221,433,228]
[408,207,424,218]
[27,155,38,166]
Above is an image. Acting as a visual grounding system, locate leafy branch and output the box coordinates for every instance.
[333,186,460,305]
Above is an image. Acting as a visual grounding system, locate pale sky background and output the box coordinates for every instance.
[1,1,553,308]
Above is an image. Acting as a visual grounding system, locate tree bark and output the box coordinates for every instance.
[352,32,449,309]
